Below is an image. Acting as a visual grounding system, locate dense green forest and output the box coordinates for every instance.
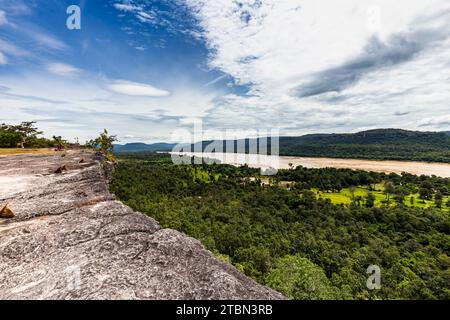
[110,152,450,300]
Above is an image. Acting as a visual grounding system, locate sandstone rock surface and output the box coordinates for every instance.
[0,150,284,300]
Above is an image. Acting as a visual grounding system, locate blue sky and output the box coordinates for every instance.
[1,0,450,143]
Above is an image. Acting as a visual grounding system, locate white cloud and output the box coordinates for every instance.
[136,11,154,23]
[3,1,450,143]
[113,3,142,12]
[187,0,444,87]
[202,75,227,88]
[185,0,450,133]
[0,39,29,57]
[113,1,160,27]
[0,70,220,142]
[0,34,63,66]
[46,63,82,76]
[106,80,171,97]
[28,31,68,51]
[0,52,7,64]
[0,1,30,15]
[0,10,8,25]
[418,114,450,128]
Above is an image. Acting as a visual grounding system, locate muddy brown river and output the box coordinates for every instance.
[171,152,450,178]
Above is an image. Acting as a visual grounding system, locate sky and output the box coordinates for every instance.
[0,0,450,143]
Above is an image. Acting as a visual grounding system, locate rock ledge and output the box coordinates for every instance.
[0,150,284,300]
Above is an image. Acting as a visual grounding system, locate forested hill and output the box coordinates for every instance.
[114,142,176,153]
[283,129,449,145]
[185,129,450,163]
[278,129,450,162]
[114,129,450,163]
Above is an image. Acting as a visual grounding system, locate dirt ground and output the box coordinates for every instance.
[0,148,56,156]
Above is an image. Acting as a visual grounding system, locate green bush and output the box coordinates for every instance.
[265,255,338,300]
[0,131,22,147]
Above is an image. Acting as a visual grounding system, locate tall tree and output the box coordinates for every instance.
[419,181,434,200]
[88,129,118,159]
[384,181,395,204]
[349,186,356,206]
[435,190,443,209]
[53,136,66,151]
[0,121,42,148]
[366,192,376,208]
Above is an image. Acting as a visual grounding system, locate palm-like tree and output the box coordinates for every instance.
[53,136,65,151]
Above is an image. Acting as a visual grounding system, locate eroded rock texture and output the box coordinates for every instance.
[0,151,284,300]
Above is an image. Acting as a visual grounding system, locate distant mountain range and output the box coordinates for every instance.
[114,129,450,163]
[276,129,450,162]
[113,142,176,153]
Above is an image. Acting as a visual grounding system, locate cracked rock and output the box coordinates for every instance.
[54,165,67,174]
[0,150,284,300]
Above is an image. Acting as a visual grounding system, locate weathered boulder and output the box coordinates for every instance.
[54,165,67,174]
[0,150,284,300]
[0,202,14,218]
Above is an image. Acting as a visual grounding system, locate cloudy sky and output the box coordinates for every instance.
[0,0,449,143]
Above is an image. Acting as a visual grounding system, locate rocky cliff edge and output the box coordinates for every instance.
[0,150,284,300]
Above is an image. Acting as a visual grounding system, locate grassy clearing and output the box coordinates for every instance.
[0,148,56,156]
[261,179,449,211]
[313,186,450,211]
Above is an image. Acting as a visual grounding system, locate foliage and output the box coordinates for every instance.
[276,166,450,198]
[265,255,338,299]
[0,121,49,148]
[0,130,22,148]
[110,152,450,300]
[313,186,450,211]
[86,129,118,160]
[52,136,67,151]
[192,129,450,162]
[278,129,450,163]
[384,181,395,203]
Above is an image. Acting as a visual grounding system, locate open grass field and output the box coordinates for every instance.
[313,186,450,211]
[259,178,450,212]
[0,148,56,156]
